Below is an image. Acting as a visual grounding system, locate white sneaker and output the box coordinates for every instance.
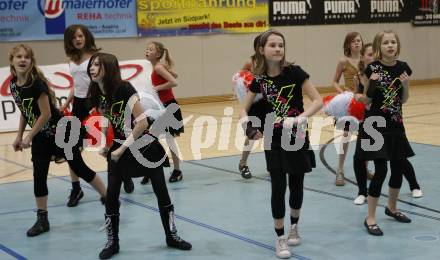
[287,224,301,246]
[411,189,423,198]
[354,195,366,205]
[275,236,291,259]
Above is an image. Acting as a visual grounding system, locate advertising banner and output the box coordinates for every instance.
[412,0,440,26]
[269,0,411,26]
[137,0,269,37]
[0,0,137,42]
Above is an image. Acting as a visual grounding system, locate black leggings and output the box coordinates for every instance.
[367,159,408,197]
[33,147,96,197]
[269,170,305,219]
[106,167,171,215]
[354,158,420,196]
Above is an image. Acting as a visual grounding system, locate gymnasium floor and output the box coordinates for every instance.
[1,84,439,260]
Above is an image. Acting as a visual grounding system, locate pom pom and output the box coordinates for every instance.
[232,70,262,103]
[83,109,114,147]
[63,109,72,116]
[323,95,335,106]
[323,92,353,118]
[139,90,166,120]
[348,98,366,121]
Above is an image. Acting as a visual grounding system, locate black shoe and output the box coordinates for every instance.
[27,210,50,237]
[140,176,150,185]
[123,178,134,194]
[364,219,383,236]
[169,170,183,183]
[239,164,252,179]
[166,233,192,250]
[67,189,84,207]
[385,207,411,223]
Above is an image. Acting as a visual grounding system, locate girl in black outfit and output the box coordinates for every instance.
[354,30,413,236]
[240,30,322,259]
[86,53,191,259]
[353,44,422,205]
[9,44,106,237]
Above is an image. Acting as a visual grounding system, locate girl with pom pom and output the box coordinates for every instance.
[232,33,267,179]
[87,53,192,258]
[330,32,363,186]
[355,30,414,236]
[240,30,322,258]
[142,42,185,184]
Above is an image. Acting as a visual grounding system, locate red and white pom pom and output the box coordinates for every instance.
[82,109,114,147]
[323,91,365,121]
[232,70,262,103]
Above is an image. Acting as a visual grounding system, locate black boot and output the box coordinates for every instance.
[160,205,192,250]
[27,209,50,237]
[99,214,120,259]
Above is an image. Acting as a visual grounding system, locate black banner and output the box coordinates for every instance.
[269,0,412,26]
[322,0,363,24]
[270,0,320,25]
[365,0,412,23]
[412,0,440,26]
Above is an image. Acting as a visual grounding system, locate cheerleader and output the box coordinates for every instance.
[331,32,363,186]
[240,30,322,258]
[142,42,185,184]
[9,44,106,237]
[232,34,267,179]
[62,24,134,203]
[86,53,191,259]
[355,30,413,236]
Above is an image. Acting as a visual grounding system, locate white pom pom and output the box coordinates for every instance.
[138,90,165,120]
[323,91,353,119]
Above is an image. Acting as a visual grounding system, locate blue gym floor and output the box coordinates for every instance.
[1,142,439,260]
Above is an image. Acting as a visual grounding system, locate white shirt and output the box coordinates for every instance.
[69,58,90,98]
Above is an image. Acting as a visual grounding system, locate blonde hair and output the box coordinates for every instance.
[253,29,292,76]
[9,44,57,107]
[372,30,401,60]
[150,41,174,69]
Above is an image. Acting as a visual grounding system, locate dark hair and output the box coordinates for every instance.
[9,44,57,108]
[64,24,101,63]
[87,53,124,108]
[253,29,292,76]
[249,33,262,68]
[358,43,373,75]
[343,32,363,57]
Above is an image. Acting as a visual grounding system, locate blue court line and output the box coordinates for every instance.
[0,173,311,260]
[185,160,440,222]
[122,197,311,260]
[319,136,440,215]
[0,243,27,260]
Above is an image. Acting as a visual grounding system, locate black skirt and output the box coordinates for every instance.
[163,99,184,137]
[107,136,170,178]
[354,126,415,160]
[264,132,314,175]
[248,99,267,132]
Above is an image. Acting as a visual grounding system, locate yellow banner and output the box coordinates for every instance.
[137,0,268,36]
